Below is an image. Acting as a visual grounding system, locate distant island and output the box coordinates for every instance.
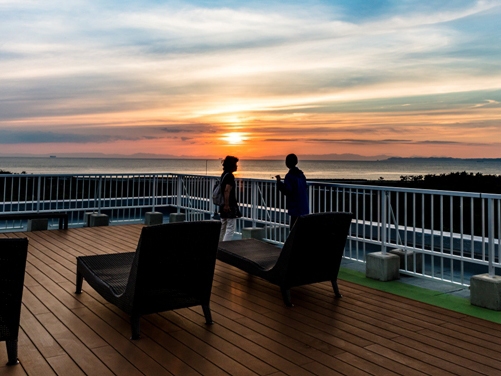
[386,157,501,162]
[321,171,501,194]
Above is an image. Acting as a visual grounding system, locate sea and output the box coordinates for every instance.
[1,156,501,181]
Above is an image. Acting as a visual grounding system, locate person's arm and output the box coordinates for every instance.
[280,173,294,196]
[223,183,232,211]
[276,175,286,194]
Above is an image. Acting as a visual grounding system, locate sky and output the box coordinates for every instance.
[1,0,501,159]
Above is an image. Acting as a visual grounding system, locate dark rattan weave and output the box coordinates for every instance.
[217,212,353,306]
[76,220,221,339]
[0,238,29,366]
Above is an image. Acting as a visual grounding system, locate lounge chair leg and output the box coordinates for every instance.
[75,271,83,294]
[6,340,19,365]
[130,316,141,340]
[202,305,213,324]
[280,287,294,307]
[331,280,342,298]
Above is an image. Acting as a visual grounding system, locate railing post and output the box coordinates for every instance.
[36,176,42,213]
[176,176,183,213]
[381,190,387,254]
[210,177,216,216]
[97,176,103,214]
[488,197,495,277]
[308,184,312,214]
[251,180,257,227]
[152,175,157,212]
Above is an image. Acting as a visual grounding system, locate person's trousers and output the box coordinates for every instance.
[220,218,236,241]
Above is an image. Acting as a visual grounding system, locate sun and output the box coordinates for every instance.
[224,132,245,145]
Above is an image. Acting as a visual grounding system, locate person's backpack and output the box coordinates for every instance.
[212,173,228,206]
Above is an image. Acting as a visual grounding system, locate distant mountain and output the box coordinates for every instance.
[260,153,391,161]
[387,157,501,162]
[55,152,188,159]
[387,156,454,161]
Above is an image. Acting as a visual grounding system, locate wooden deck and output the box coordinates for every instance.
[2,224,501,375]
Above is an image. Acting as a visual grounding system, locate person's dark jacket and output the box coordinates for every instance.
[277,167,309,216]
[219,172,241,218]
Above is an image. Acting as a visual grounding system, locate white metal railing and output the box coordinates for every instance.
[1,173,500,286]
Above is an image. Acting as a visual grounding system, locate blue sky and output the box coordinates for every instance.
[1,0,500,158]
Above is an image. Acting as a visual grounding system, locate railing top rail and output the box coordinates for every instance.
[2,172,501,199]
[0,173,178,178]
[307,180,490,198]
[481,192,501,199]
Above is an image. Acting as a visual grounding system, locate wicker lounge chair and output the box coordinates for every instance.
[0,238,29,366]
[75,220,221,339]
[217,212,353,306]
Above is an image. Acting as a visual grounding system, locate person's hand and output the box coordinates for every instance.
[275,175,281,183]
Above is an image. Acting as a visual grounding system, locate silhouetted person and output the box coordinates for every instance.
[219,156,241,241]
[276,153,309,227]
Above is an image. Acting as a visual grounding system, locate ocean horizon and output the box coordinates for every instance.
[1,156,501,181]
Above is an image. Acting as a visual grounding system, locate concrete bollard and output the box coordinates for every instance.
[242,227,265,240]
[388,248,423,273]
[366,251,400,281]
[145,212,163,226]
[470,274,501,310]
[27,218,49,231]
[89,213,109,227]
[169,213,186,223]
[83,212,96,227]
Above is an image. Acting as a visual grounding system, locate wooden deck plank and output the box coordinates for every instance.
[211,280,375,352]
[338,281,467,320]
[364,343,457,376]
[20,304,67,360]
[19,233,83,278]
[0,363,28,376]
[418,325,501,360]
[70,305,175,376]
[34,311,114,376]
[392,335,496,376]
[209,288,424,375]
[90,345,145,376]
[210,272,431,376]
[440,321,501,347]
[15,328,57,376]
[335,352,401,376]
[158,310,280,375]
[73,302,183,375]
[301,282,451,329]
[45,354,87,376]
[371,338,459,376]
[212,272,384,347]
[21,288,50,316]
[27,284,107,349]
[102,303,253,376]
[70,287,211,375]
[174,307,315,375]
[3,225,501,375]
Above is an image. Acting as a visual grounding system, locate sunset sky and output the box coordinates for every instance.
[1,0,501,159]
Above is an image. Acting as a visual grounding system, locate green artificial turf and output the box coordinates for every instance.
[338,267,501,324]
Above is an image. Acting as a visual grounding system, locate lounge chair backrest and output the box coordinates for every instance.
[273,212,353,287]
[125,221,221,314]
[0,238,28,343]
